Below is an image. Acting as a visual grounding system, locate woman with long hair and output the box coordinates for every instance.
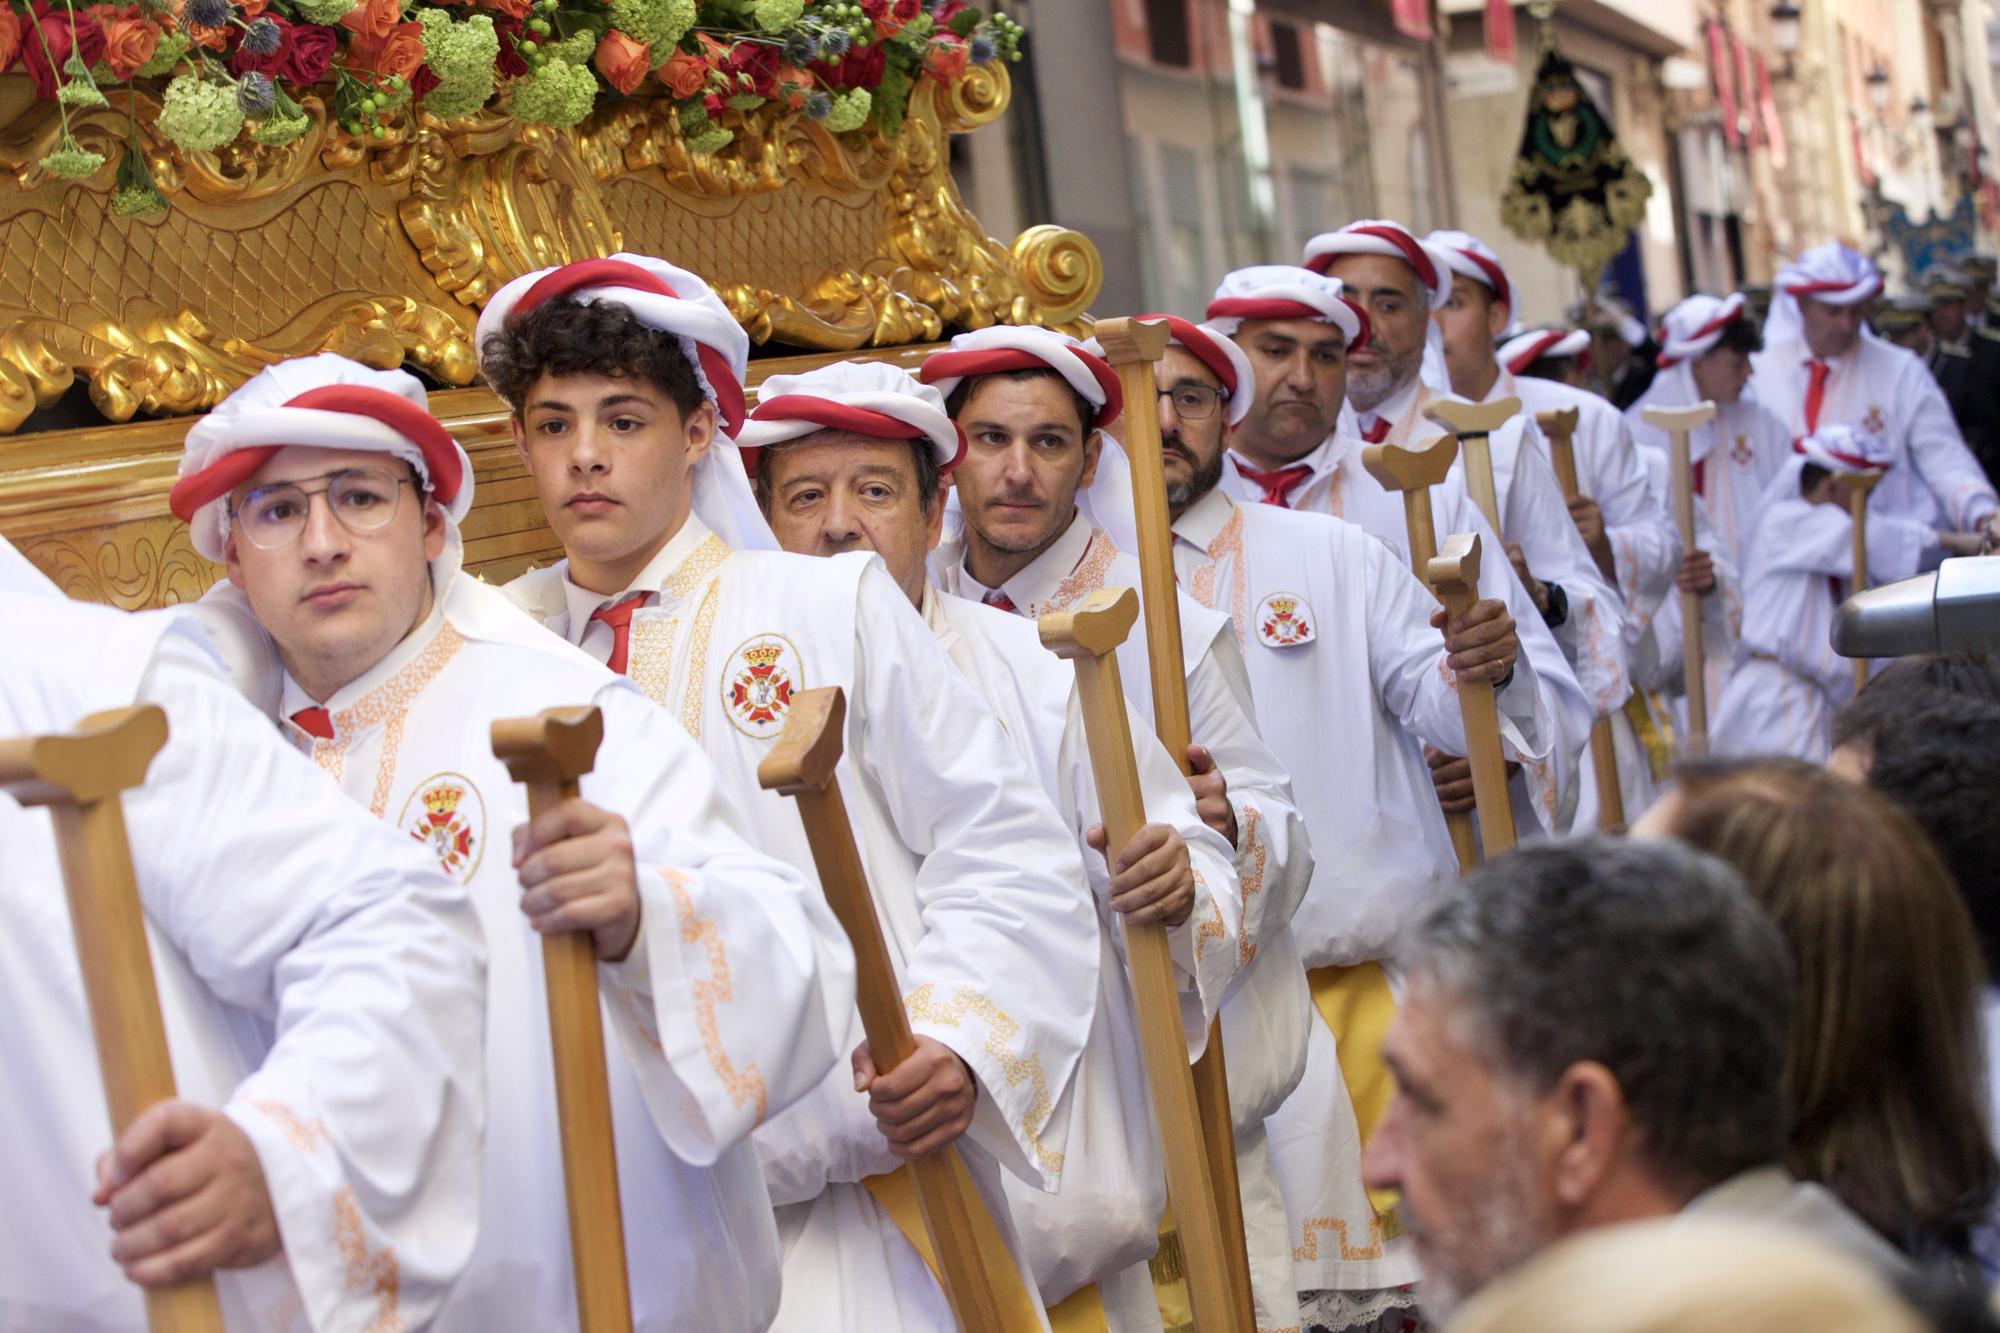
[1639,756,2000,1263]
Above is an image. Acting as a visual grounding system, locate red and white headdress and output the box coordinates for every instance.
[170,353,471,561]
[1100,314,1254,427]
[917,326,1123,431]
[1795,423,1892,475]
[1301,219,1452,311]
[1765,243,1884,347]
[476,252,752,435]
[1499,327,1592,377]
[1655,293,1749,368]
[1426,229,1513,313]
[741,359,966,470]
[1203,265,1370,349]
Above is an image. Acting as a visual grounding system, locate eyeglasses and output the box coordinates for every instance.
[1157,384,1225,420]
[229,468,414,550]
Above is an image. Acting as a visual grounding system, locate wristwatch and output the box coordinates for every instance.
[1542,581,1569,629]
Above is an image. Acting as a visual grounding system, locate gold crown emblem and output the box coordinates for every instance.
[423,785,464,816]
[1269,598,1296,617]
[743,644,783,668]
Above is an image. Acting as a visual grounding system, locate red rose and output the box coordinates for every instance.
[409,61,438,96]
[491,15,527,75]
[280,20,336,84]
[24,6,105,99]
[812,41,883,90]
[226,11,290,76]
[480,0,531,18]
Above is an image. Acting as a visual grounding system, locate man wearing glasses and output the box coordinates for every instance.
[169,352,857,1331]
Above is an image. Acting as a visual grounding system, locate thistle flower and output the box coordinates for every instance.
[803,88,831,120]
[966,33,995,63]
[780,28,817,64]
[236,70,275,116]
[241,17,281,56]
[817,26,850,58]
[820,86,868,132]
[184,0,231,30]
[157,73,245,152]
[604,0,693,52]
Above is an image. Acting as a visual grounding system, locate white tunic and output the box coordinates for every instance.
[506,516,1101,1333]
[1752,334,1998,542]
[1225,379,1594,836]
[933,513,1319,1327]
[206,555,857,1333]
[1711,458,1934,761]
[1624,367,1792,566]
[0,595,486,1333]
[922,585,1242,1330]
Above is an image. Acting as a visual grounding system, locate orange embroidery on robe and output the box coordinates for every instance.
[333,1187,402,1332]
[904,982,1063,1173]
[1237,804,1265,965]
[1189,506,1249,649]
[320,625,466,817]
[665,867,770,1124]
[1043,531,1119,615]
[246,1098,330,1153]
[1192,869,1224,963]
[1292,1213,1386,1263]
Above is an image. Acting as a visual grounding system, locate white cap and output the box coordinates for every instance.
[741,359,965,468]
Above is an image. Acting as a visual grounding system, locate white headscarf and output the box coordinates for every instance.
[1765,244,1883,348]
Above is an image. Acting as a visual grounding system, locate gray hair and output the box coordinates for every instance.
[1405,837,1795,1194]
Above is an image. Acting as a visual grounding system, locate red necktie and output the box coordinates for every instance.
[1233,460,1314,508]
[1692,458,1706,498]
[982,589,1019,614]
[590,594,647,676]
[1803,360,1831,435]
[1361,418,1391,444]
[290,707,333,740]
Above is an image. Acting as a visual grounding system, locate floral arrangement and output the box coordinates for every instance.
[1,0,1022,215]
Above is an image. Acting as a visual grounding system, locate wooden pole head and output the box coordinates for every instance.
[1640,402,1718,433]
[1833,471,1886,501]
[0,705,168,808]
[758,687,848,795]
[1089,317,1172,367]
[1362,433,1460,493]
[490,706,604,787]
[1534,407,1580,441]
[1425,395,1519,438]
[1039,586,1140,661]
[1425,532,1484,601]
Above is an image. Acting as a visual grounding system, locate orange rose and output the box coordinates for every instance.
[339,0,399,44]
[924,37,967,82]
[99,11,159,80]
[593,28,648,95]
[348,17,423,78]
[0,6,29,70]
[656,48,708,99]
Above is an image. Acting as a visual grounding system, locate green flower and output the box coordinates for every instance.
[249,110,311,144]
[542,28,598,65]
[111,184,170,218]
[870,62,910,136]
[604,0,693,52]
[505,58,598,128]
[751,0,802,31]
[289,0,356,22]
[136,31,192,78]
[687,124,732,152]
[157,74,245,153]
[57,51,109,107]
[726,92,763,111]
[41,143,106,180]
[820,86,869,133]
[419,11,500,120]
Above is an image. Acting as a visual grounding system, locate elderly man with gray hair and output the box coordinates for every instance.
[1362,838,1907,1321]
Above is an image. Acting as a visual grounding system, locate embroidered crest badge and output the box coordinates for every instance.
[723,633,805,739]
[1255,592,1316,648]
[1730,433,1754,468]
[1862,405,1887,436]
[398,772,485,882]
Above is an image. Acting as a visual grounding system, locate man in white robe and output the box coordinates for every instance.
[479,254,1101,1332]
[1,590,487,1332]
[165,353,858,1331]
[1208,258,1593,837]
[1625,292,1791,566]
[1712,426,1934,761]
[740,355,1248,1331]
[918,325,1319,1332]
[1751,243,1999,556]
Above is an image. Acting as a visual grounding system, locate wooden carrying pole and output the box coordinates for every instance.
[759,688,1018,1333]
[0,705,223,1333]
[1424,395,1520,534]
[1424,536,1518,858]
[490,706,634,1333]
[1641,402,1719,757]
[1041,587,1250,1333]
[1092,314,1258,1327]
[1536,406,1626,831]
[1836,471,1886,696]
[1361,433,1480,872]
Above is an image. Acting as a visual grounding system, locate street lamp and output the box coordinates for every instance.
[1770,0,1802,56]
[1867,63,1891,112]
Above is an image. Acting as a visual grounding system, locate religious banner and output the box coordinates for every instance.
[1499,43,1653,285]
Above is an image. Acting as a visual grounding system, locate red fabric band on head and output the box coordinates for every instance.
[1506,331,1567,376]
[1656,307,1742,368]
[748,394,968,471]
[1791,437,1878,471]
[1142,313,1237,395]
[1785,277,1882,302]
[509,257,746,433]
[1204,297,1372,350]
[918,347,1122,430]
[1455,249,1512,311]
[166,384,463,524]
[1343,224,1440,293]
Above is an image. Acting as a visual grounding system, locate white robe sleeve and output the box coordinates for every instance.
[132,625,487,1333]
[1183,628,1314,977]
[1586,412,1683,617]
[1899,358,1999,532]
[590,682,856,1166]
[849,566,1100,1191]
[1763,499,1930,585]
